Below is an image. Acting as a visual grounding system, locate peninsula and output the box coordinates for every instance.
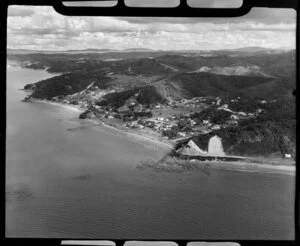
[9,47,296,172]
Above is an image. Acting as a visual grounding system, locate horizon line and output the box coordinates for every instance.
[7,46,295,53]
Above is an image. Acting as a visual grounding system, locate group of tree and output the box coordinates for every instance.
[190,107,231,125]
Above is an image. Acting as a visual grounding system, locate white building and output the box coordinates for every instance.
[178,132,186,137]
[230,114,239,120]
[211,125,221,130]
[238,112,247,116]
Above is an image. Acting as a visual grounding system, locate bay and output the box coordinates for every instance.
[5,67,295,239]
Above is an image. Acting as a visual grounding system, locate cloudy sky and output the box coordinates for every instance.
[7,3,296,51]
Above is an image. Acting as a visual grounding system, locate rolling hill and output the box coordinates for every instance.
[15,48,295,102]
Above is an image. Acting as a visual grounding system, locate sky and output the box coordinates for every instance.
[7,3,296,51]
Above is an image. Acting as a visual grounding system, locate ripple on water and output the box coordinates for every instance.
[6,183,34,202]
[71,169,92,181]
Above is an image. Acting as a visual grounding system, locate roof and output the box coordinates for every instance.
[117,105,130,113]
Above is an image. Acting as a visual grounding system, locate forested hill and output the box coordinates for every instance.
[163,72,275,99]
[24,70,112,100]
[17,49,294,102]
[176,94,296,158]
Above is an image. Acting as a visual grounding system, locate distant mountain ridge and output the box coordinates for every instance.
[11,48,295,102]
[7,46,294,55]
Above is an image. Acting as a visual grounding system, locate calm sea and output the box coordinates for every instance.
[6,67,295,239]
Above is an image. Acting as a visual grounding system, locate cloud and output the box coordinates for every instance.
[7,5,35,17]
[7,5,296,51]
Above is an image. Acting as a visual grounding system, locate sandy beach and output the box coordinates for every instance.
[198,160,295,176]
[30,98,174,150]
[32,99,84,113]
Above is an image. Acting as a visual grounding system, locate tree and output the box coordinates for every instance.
[162,126,179,139]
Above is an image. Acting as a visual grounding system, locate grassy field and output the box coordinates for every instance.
[151,105,205,118]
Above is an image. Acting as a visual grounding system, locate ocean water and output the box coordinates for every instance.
[6,67,295,239]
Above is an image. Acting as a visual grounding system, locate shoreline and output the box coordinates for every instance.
[29,98,84,113]
[138,156,295,175]
[28,98,174,150]
[87,115,174,150]
[25,98,295,176]
[198,160,295,176]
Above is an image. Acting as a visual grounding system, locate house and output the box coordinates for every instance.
[145,121,155,128]
[238,112,247,116]
[227,119,238,125]
[211,124,221,130]
[285,154,292,158]
[181,99,188,103]
[117,105,130,113]
[218,107,233,113]
[190,120,196,126]
[203,120,210,125]
[230,114,239,120]
[133,104,143,113]
[125,98,138,107]
[256,109,263,114]
[110,112,118,117]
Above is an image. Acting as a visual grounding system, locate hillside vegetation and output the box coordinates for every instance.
[166,72,274,99]
[98,85,165,109]
[25,70,111,99]
[180,95,296,158]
